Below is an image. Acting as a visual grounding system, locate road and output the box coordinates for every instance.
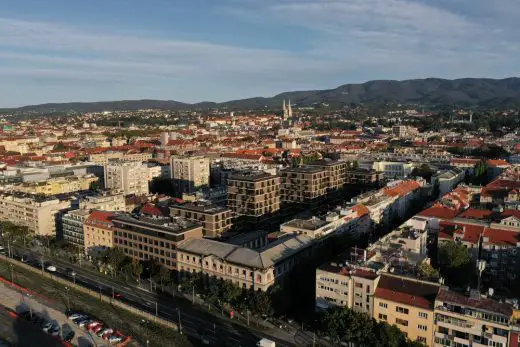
[6,246,321,347]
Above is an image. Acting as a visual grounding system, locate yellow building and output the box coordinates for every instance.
[14,175,99,196]
[374,274,439,346]
[83,210,116,257]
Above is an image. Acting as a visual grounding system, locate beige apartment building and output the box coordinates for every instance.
[176,233,314,291]
[89,152,152,165]
[104,161,149,196]
[316,262,380,316]
[170,201,232,238]
[374,274,439,346]
[279,166,327,203]
[83,210,116,257]
[227,171,280,217]
[79,190,126,212]
[170,156,210,195]
[307,159,347,191]
[112,214,203,269]
[0,193,71,236]
[13,175,99,196]
[433,288,513,347]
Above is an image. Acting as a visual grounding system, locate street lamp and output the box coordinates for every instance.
[177,308,182,335]
[8,263,14,284]
[65,287,70,310]
[72,273,76,285]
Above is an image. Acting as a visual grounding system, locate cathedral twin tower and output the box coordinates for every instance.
[282,99,293,120]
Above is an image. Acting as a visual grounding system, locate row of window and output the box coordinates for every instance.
[378,302,428,319]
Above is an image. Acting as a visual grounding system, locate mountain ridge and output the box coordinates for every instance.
[4,77,520,113]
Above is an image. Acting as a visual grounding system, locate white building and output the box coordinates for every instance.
[104,162,149,196]
[170,156,210,195]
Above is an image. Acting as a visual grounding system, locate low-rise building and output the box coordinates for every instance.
[433,288,513,347]
[176,233,314,291]
[12,174,99,196]
[113,214,203,269]
[79,190,126,212]
[374,274,439,346]
[170,200,232,238]
[62,209,91,248]
[432,168,465,197]
[83,210,116,258]
[0,193,70,236]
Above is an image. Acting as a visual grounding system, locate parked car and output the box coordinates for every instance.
[92,326,104,334]
[68,313,84,321]
[63,331,75,342]
[97,328,113,337]
[78,319,92,328]
[50,325,60,336]
[42,322,53,333]
[45,265,57,272]
[109,335,123,344]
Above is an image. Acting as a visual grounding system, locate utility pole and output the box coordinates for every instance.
[247,309,250,326]
[213,323,216,336]
[7,238,11,258]
[72,273,76,285]
[155,302,158,317]
[9,263,14,284]
[313,331,316,347]
[177,309,182,334]
[65,287,70,310]
[112,287,115,300]
[192,286,195,304]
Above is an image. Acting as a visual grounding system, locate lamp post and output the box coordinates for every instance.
[8,263,14,284]
[65,287,70,310]
[177,308,182,335]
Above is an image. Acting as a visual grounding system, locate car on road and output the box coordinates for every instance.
[0,246,5,254]
[45,265,57,272]
[200,335,211,345]
[92,325,104,334]
[114,293,123,299]
[50,325,61,336]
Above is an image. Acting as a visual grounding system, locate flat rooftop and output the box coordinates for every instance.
[229,171,275,182]
[170,200,230,214]
[281,166,324,174]
[112,214,200,235]
[436,288,513,317]
[308,159,345,167]
[283,218,328,231]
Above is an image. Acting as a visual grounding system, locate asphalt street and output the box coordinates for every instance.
[7,246,315,347]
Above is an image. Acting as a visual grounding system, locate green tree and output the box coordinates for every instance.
[248,289,273,317]
[417,262,440,281]
[438,241,474,288]
[131,260,143,285]
[53,142,66,151]
[102,247,127,278]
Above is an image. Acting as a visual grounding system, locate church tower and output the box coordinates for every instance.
[282,99,288,120]
[288,99,293,119]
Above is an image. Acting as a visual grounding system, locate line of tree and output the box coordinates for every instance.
[317,307,426,347]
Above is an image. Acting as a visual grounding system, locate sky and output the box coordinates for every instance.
[0,0,519,107]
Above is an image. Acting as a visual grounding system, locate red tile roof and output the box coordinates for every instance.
[375,275,439,310]
[458,209,493,220]
[483,228,520,247]
[85,211,115,228]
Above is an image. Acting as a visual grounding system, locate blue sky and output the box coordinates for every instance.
[0,0,518,107]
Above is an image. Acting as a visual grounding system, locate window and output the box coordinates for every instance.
[379,302,388,309]
[396,306,409,314]
[378,314,387,321]
[395,318,408,327]
[418,312,428,319]
[355,283,363,288]
[417,336,427,343]
[418,324,428,331]
[438,327,449,335]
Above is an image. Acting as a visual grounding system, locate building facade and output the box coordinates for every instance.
[374,274,439,346]
[176,233,314,291]
[227,171,280,217]
[307,159,347,191]
[79,190,126,211]
[170,201,232,238]
[62,209,91,248]
[0,193,70,236]
[83,210,116,258]
[170,156,210,195]
[104,162,149,196]
[279,166,327,203]
[112,214,203,269]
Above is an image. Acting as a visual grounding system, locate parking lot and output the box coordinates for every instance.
[0,280,110,347]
